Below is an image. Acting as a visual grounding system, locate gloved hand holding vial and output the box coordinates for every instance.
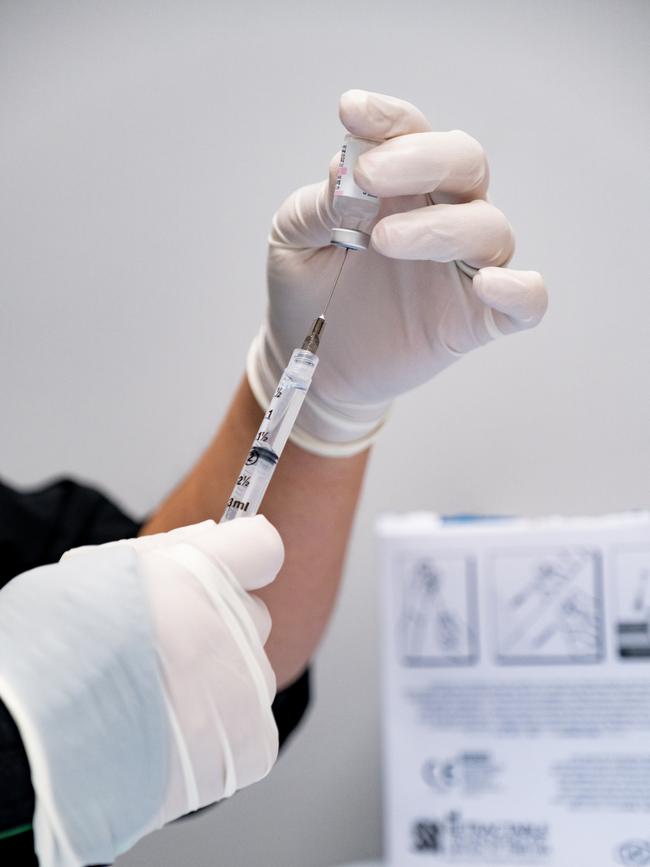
[246,91,547,472]
[228,90,548,519]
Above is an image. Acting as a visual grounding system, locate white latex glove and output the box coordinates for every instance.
[248,89,548,456]
[0,517,283,867]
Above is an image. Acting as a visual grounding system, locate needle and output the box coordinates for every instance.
[322,248,349,317]
[301,247,350,353]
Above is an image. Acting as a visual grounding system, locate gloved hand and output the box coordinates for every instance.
[0,517,283,867]
[248,89,548,456]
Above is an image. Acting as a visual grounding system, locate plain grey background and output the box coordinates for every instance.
[1,1,648,865]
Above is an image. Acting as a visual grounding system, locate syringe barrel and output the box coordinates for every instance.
[331,134,381,251]
[220,348,318,523]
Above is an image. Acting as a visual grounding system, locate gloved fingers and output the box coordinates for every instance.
[243,594,273,645]
[473,267,548,335]
[339,89,432,140]
[198,516,285,592]
[74,518,285,593]
[269,179,335,251]
[355,130,489,202]
[140,549,278,800]
[298,151,363,247]
[371,199,515,268]
[169,541,273,648]
[141,547,277,699]
[62,519,280,645]
[197,516,277,645]
[151,536,271,645]
[269,89,435,252]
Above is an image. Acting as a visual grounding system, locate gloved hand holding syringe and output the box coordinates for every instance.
[221,134,378,522]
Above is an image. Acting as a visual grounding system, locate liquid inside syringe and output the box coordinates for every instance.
[221,337,321,521]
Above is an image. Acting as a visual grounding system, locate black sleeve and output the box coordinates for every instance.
[0,476,141,585]
[0,700,38,865]
[0,477,311,854]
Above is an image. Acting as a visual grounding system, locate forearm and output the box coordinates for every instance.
[141,376,369,688]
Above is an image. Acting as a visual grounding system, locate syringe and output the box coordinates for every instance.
[220,131,380,523]
[220,250,348,523]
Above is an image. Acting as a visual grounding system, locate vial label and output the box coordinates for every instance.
[334,136,379,201]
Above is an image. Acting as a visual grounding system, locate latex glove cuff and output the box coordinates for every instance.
[247,326,389,458]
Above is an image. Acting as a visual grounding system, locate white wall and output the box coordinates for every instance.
[1,1,648,865]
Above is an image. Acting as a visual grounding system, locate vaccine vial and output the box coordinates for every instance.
[330,134,381,251]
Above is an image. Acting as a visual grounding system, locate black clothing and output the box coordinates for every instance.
[0,477,310,864]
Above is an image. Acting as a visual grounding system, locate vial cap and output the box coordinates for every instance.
[330,228,370,251]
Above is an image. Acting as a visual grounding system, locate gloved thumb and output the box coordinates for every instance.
[473,267,548,336]
[194,516,285,592]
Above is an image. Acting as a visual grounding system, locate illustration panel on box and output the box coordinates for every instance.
[490,548,604,664]
[614,546,650,659]
[395,552,478,666]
